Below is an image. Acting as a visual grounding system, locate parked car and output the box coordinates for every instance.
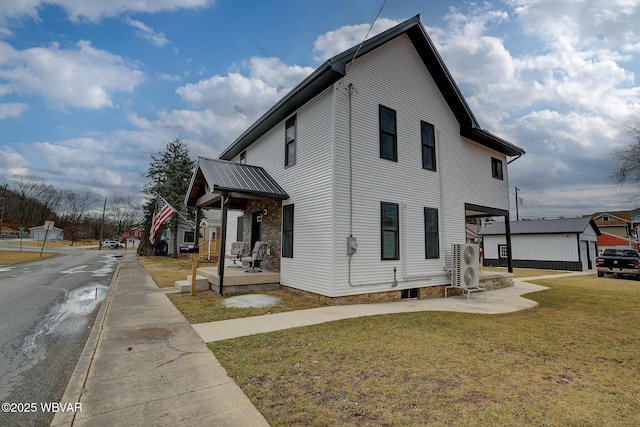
[596,248,640,280]
[102,240,123,249]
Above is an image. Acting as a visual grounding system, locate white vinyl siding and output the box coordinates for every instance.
[235,88,335,295]
[331,35,465,295]
[229,34,513,297]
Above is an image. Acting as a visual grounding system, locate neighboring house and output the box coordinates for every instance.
[29,225,64,241]
[185,15,525,300]
[597,231,639,254]
[589,211,636,238]
[481,218,600,271]
[166,221,197,257]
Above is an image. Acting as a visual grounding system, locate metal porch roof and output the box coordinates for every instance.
[185,157,289,207]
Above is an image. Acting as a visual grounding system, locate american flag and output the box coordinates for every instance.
[149,197,176,244]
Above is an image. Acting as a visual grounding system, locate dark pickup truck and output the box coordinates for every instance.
[596,249,640,279]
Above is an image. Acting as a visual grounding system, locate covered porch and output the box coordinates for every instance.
[185,156,289,295]
[465,202,514,274]
[197,266,281,295]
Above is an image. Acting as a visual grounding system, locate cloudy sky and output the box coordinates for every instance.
[1,0,639,219]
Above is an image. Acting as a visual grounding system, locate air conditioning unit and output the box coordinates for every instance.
[452,243,480,288]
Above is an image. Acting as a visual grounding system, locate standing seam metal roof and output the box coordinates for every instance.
[185,157,289,207]
[480,217,601,236]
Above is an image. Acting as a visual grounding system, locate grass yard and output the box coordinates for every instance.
[137,255,194,288]
[17,239,99,248]
[0,250,57,264]
[167,289,326,323]
[209,275,640,426]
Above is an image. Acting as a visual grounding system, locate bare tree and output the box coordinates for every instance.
[107,195,143,237]
[10,174,61,225]
[59,190,99,245]
[611,123,640,184]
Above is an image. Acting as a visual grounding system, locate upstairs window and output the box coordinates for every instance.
[379,105,397,161]
[421,121,436,171]
[381,202,399,260]
[285,116,296,167]
[491,157,504,180]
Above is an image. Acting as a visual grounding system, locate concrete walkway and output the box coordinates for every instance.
[52,253,268,427]
[192,271,594,343]
[53,253,592,426]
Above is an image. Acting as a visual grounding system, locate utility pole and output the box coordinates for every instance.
[99,197,106,250]
[515,187,520,221]
[0,184,6,239]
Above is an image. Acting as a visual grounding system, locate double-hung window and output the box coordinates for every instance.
[379,105,397,161]
[421,121,436,171]
[381,202,399,260]
[285,116,296,167]
[492,157,504,180]
[282,204,294,258]
[424,207,439,259]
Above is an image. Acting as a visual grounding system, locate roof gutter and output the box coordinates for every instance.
[507,153,523,164]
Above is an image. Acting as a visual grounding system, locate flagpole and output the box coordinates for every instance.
[153,192,195,228]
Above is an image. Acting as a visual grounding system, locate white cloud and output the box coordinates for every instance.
[124,16,168,47]
[0,102,27,118]
[0,146,28,175]
[175,57,313,133]
[312,18,402,60]
[158,73,181,82]
[0,40,144,110]
[0,0,214,24]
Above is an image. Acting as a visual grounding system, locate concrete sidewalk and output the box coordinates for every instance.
[52,253,268,427]
[192,271,593,343]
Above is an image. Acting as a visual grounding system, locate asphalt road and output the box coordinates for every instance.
[0,246,120,427]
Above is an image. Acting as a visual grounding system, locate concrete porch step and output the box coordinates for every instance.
[174,275,210,292]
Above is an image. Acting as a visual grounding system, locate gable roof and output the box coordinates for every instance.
[589,211,632,225]
[218,15,525,161]
[481,218,601,236]
[185,157,289,207]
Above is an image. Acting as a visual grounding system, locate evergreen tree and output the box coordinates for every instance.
[143,138,195,257]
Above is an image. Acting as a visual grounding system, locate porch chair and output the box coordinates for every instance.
[226,241,248,267]
[242,241,267,273]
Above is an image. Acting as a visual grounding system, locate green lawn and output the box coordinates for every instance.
[209,275,640,426]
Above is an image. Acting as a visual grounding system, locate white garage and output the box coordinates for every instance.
[481,218,600,271]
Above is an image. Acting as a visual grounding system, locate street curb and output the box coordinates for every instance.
[50,254,124,427]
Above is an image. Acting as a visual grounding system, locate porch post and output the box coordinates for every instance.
[504,215,513,273]
[194,207,201,246]
[217,193,230,295]
[191,207,202,296]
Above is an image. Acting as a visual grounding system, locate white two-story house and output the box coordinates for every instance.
[185,15,524,301]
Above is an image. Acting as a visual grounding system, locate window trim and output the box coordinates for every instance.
[183,230,195,243]
[381,202,400,260]
[239,151,246,164]
[421,121,436,171]
[379,105,397,162]
[285,115,296,167]
[424,207,440,259]
[282,204,294,258]
[491,157,504,180]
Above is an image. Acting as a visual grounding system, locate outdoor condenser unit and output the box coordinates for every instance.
[451,243,480,288]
